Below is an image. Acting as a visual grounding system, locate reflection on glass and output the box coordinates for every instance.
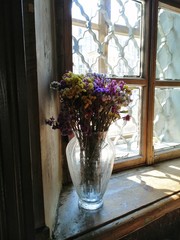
[156,7,180,80]
[154,88,180,151]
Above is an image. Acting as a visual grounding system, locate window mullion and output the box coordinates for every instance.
[98,0,110,73]
[146,0,159,165]
[155,81,180,87]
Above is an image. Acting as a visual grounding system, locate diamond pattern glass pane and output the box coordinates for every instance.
[72,0,143,76]
[72,26,99,73]
[156,7,180,80]
[154,88,180,151]
[108,88,141,159]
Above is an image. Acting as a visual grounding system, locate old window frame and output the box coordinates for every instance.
[54,0,180,179]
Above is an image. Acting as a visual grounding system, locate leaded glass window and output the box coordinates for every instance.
[72,0,143,77]
[154,4,180,156]
[72,0,144,162]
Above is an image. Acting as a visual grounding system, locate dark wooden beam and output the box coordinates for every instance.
[54,0,72,77]
[0,0,49,239]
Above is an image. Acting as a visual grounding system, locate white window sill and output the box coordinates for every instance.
[53,158,180,240]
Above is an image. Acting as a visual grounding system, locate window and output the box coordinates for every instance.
[72,0,143,76]
[71,0,144,170]
[154,3,180,162]
[57,0,180,172]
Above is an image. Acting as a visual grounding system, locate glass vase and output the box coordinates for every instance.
[66,131,115,210]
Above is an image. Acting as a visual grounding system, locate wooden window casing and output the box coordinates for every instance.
[54,0,180,179]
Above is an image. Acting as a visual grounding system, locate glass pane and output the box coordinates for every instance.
[72,0,99,24]
[111,0,141,28]
[108,88,141,159]
[154,88,180,151]
[72,26,99,73]
[108,35,140,76]
[156,7,180,80]
[72,0,143,76]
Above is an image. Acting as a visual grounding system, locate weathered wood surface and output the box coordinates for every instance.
[53,159,180,240]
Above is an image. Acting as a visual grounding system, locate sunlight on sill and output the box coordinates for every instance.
[53,158,180,240]
[128,166,180,192]
[169,165,180,171]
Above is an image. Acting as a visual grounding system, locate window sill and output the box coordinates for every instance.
[53,158,180,240]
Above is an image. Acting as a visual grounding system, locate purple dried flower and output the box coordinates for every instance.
[46,71,132,136]
[122,114,131,121]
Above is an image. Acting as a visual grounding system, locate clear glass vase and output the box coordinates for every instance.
[66,132,115,210]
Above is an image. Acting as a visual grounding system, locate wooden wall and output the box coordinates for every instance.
[0,0,61,238]
[35,0,63,233]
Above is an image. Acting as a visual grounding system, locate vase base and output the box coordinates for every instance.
[78,199,103,210]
